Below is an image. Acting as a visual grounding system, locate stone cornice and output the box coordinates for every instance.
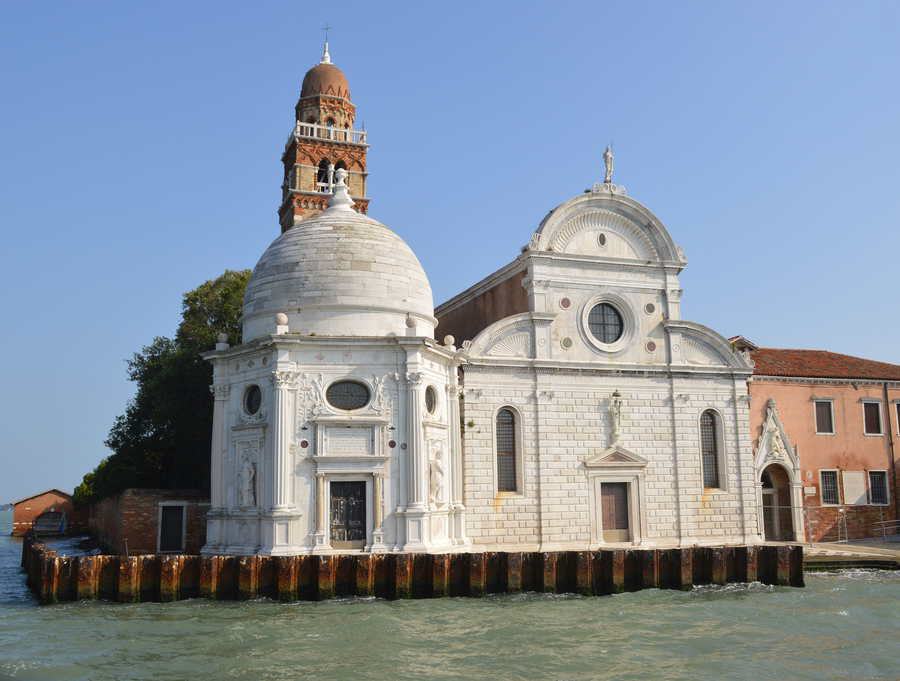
[752,375,900,388]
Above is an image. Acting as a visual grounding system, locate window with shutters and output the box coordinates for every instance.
[700,410,721,489]
[863,402,883,435]
[814,400,834,434]
[496,408,518,492]
[820,470,840,505]
[868,471,889,505]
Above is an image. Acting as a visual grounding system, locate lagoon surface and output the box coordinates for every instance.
[0,531,898,681]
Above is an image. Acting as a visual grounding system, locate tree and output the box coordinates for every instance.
[74,270,251,505]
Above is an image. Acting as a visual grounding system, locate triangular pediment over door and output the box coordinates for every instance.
[582,445,648,469]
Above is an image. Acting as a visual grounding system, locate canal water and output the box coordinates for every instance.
[0,532,898,681]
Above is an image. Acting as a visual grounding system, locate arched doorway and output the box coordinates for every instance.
[761,464,794,541]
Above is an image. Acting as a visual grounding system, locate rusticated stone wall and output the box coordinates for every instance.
[21,534,804,605]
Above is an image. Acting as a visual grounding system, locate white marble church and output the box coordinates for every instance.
[201,45,762,556]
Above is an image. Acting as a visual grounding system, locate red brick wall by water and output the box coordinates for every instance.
[12,490,74,536]
[88,489,208,554]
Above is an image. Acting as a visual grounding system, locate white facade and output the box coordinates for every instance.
[203,172,762,556]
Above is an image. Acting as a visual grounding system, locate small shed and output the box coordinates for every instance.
[12,489,74,536]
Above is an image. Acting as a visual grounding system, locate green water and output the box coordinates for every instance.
[0,535,898,681]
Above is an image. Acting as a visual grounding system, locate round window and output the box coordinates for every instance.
[587,303,624,344]
[425,386,437,414]
[326,380,370,411]
[244,385,262,415]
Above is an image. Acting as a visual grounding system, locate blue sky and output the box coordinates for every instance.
[1,1,899,503]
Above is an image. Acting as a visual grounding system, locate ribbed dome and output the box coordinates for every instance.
[300,62,351,100]
[243,205,435,341]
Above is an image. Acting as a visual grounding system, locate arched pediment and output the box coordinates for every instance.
[665,320,753,371]
[465,313,536,359]
[529,191,686,266]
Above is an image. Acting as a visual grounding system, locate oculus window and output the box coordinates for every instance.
[244,385,262,415]
[326,381,370,411]
[587,303,624,344]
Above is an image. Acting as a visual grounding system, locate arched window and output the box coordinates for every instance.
[316,159,331,191]
[496,408,517,492]
[700,410,721,488]
[334,160,348,187]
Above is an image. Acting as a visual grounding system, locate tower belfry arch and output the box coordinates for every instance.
[278,39,369,231]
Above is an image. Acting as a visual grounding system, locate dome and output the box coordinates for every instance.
[243,181,434,341]
[300,62,351,100]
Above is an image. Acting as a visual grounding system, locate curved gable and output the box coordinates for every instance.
[666,320,753,371]
[465,313,536,359]
[531,190,686,266]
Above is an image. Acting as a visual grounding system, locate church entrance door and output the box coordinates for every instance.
[330,481,366,549]
[601,482,630,542]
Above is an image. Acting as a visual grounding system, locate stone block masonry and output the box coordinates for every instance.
[21,534,804,605]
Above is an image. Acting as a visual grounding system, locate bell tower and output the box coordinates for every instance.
[278,41,370,232]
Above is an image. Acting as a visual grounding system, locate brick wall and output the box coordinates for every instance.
[805,505,894,542]
[88,489,209,554]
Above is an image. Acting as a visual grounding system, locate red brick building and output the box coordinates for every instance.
[735,337,899,542]
[88,489,208,554]
[11,489,75,536]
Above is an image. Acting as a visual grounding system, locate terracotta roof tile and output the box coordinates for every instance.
[750,348,900,381]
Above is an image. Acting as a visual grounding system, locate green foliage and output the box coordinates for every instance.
[74,270,251,505]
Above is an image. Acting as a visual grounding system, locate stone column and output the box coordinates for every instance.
[447,377,468,546]
[270,371,295,510]
[315,473,326,534]
[406,372,426,509]
[373,473,384,529]
[210,383,231,508]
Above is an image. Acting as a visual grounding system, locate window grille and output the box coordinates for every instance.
[814,400,834,434]
[821,470,840,505]
[496,408,517,492]
[869,471,888,505]
[864,402,882,435]
[700,410,720,488]
[325,381,370,411]
[587,303,624,344]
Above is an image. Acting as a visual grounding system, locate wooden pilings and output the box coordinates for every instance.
[19,534,805,605]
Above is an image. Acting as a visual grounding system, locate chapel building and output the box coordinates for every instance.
[201,46,763,556]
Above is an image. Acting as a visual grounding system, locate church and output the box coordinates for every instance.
[201,43,761,556]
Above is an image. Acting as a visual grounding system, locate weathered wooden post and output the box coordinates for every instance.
[641,549,660,589]
[76,556,98,600]
[711,547,727,585]
[506,552,523,593]
[468,553,486,597]
[118,556,141,603]
[160,556,182,602]
[789,545,804,587]
[393,554,412,599]
[776,546,791,586]
[238,556,259,600]
[541,552,557,593]
[317,555,336,600]
[610,550,626,593]
[677,548,693,590]
[576,552,593,596]
[432,554,450,598]
[276,556,299,601]
[355,555,374,597]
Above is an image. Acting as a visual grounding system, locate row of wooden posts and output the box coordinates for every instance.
[21,534,804,605]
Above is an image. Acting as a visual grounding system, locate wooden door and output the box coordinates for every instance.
[601,482,630,542]
[159,506,184,552]
[330,481,366,549]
